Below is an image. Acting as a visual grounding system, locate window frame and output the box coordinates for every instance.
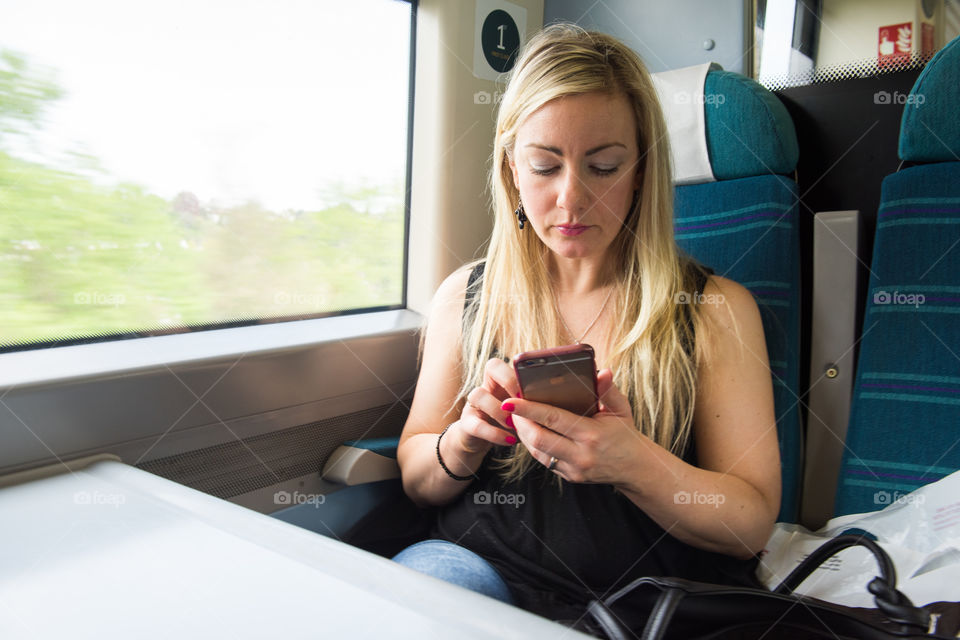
[0,1,421,478]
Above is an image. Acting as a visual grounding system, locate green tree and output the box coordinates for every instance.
[0,49,63,139]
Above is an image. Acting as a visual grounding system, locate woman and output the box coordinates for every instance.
[393,24,781,625]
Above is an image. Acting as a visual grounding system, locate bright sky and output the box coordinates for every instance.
[0,0,411,212]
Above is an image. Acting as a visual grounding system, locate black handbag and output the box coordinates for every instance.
[584,534,959,640]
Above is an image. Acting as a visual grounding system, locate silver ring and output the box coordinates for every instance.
[547,456,558,471]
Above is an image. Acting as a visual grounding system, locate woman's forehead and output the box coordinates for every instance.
[516,92,637,152]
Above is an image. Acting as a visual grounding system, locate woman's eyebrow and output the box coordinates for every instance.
[524,142,627,156]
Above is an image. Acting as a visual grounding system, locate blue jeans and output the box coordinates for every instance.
[392,539,515,605]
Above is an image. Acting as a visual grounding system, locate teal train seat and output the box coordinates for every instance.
[658,66,802,522]
[834,36,960,517]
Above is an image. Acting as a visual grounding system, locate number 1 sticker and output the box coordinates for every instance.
[473,0,527,81]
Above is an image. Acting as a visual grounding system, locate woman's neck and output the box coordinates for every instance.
[546,254,614,295]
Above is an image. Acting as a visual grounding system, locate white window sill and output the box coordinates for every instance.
[0,309,425,390]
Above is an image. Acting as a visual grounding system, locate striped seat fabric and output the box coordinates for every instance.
[668,69,802,522]
[834,36,960,517]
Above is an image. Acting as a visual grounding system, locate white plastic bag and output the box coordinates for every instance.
[758,470,960,607]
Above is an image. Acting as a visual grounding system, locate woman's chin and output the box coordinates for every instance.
[547,240,610,261]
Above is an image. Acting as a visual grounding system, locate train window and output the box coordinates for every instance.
[0,0,413,352]
[756,0,960,88]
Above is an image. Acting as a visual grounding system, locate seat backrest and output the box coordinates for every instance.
[658,67,803,522]
[834,36,960,518]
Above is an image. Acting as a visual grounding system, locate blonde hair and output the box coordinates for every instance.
[457,24,710,482]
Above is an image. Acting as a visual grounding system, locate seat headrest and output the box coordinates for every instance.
[653,65,799,184]
[899,35,960,163]
[702,70,799,180]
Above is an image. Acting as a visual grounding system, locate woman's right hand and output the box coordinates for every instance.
[455,357,521,453]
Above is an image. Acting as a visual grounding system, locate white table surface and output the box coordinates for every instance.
[0,461,593,639]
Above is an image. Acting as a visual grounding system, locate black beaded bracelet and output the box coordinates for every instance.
[437,423,474,481]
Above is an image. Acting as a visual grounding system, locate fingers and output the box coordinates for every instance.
[482,358,521,400]
[500,397,582,439]
[462,387,517,447]
[460,408,518,448]
[500,399,577,462]
[596,368,631,415]
[596,367,614,399]
[467,386,516,431]
[458,358,521,449]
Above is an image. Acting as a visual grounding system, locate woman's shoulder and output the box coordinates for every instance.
[434,265,472,300]
[680,257,755,314]
[430,261,484,320]
[701,274,759,318]
[696,273,766,358]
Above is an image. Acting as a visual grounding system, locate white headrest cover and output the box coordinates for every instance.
[651,62,721,185]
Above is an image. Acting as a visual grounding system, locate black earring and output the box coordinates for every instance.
[514,201,527,229]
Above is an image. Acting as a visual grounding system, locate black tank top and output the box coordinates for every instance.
[432,261,762,623]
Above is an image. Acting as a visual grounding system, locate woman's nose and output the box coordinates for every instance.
[556,168,590,213]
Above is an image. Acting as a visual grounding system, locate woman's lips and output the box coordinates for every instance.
[556,224,588,236]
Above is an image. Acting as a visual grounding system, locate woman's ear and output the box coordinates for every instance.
[507,153,520,189]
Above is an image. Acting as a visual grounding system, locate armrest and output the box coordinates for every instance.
[321,437,401,485]
[802,210,861,529]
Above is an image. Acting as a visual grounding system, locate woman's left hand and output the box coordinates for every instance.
[502,368,646,485]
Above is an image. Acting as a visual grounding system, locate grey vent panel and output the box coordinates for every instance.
[137,402,408,499]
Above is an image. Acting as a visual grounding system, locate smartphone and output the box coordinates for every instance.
[513,344,599,417]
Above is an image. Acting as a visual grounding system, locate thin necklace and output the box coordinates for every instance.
[551,284,614,344]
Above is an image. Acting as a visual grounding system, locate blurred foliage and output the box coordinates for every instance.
[0,49,63,135]
[0,49,404,348]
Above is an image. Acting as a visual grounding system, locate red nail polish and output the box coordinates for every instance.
[505,415,514,429]
[505,435,517,445]
[501,401,515,412]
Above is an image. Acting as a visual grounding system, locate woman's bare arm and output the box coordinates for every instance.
[396,268,519,507]
[616,275,781,556]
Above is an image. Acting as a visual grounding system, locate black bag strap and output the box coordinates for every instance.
[639,586,685,640]
[587,586,686,640]
[585,598,630,640]
[587,534,937,640]
[772,534,929,629]
[773,534,895,594]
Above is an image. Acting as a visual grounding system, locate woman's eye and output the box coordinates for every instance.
[528,164,619,177]
[530,166,559,176]
[592,166,619,176]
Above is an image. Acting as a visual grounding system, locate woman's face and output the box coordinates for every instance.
[509,91,642,262]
